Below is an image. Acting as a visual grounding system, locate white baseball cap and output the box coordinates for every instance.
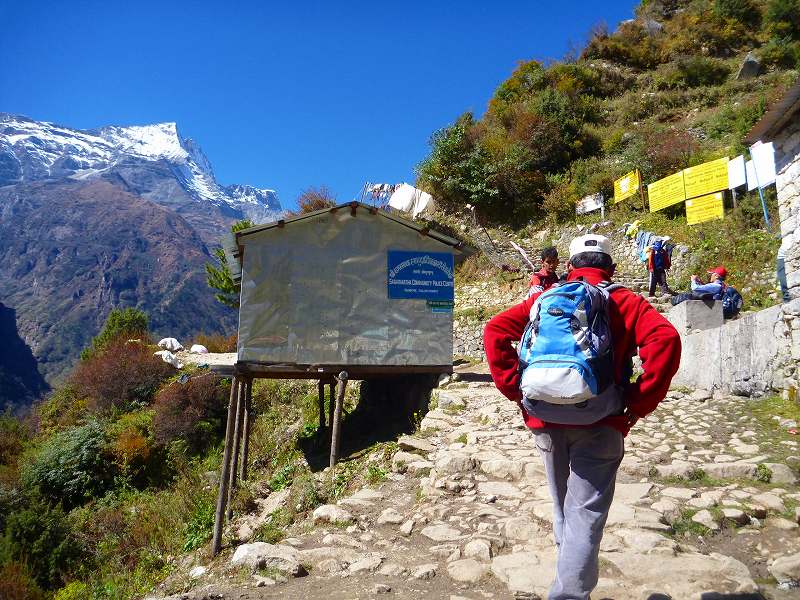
[569,234,612,259]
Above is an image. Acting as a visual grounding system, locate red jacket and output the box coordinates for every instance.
[528,268,559,294]
[484,267,681,436]
[647,248,671,272]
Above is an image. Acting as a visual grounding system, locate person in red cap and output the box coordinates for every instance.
[670,265,729,307]
[690,266,727,299]
[484,234,681,600]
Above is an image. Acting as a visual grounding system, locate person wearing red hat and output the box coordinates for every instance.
[689,266,727,299]
[670,265,729,307]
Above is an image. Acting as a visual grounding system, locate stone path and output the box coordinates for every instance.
[152,372,800,600]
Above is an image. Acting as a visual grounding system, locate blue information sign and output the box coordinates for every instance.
[387,250,454,301]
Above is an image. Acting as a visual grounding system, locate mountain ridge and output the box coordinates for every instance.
[0,114,277,404]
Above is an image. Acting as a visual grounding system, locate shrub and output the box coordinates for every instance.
[654,57,730,89]
[71,338,174,414]
[152,374,228,452]
[53,581,90,600]
[291,186,337,215]
[759,35,800,67]
[182,498,215,551]
[1,498,82,589]
[541,176,578,223]
[21,421,114,507]
[755,463,773,482]
[36,384,89,434]
[0,562,46,600]
[81,308,149,360]
[192,332,237,353]
[766,0,800,39]
[705,96,767,150]
[105,410,165,486]
[0,412,30,466]
[714,0,761,26]
[581,21,663,69]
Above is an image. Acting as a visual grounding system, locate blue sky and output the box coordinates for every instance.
[1,1,637,209]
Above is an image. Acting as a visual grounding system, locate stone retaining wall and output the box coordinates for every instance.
[775,116,800,299]
[668,298,800,397]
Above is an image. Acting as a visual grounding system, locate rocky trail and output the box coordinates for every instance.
[150,366,800,600]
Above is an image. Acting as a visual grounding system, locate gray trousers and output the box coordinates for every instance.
[533,427,624,600]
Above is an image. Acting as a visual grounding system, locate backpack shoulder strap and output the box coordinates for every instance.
[597,281,627,293]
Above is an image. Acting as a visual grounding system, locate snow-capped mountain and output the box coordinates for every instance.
[0,113,282,225]
[0,114,284,398]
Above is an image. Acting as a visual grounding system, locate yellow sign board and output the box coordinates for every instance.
[686,192,724,225]
[683,157,729,199]
[648,171,686,212]
[613,170,640,203]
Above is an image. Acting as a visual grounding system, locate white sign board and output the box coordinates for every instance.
[576,193,604,215]
[728,155,746,189]
[746,142,777,191]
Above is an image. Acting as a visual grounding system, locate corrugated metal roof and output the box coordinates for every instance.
[745,78,800,145]
[235,201,468,249]
[230,201,474,281]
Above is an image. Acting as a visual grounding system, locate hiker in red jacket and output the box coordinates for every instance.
[527,246,560,298]
[484,234,681,600]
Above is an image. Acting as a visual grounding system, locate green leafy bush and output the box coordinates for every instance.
[81,308,149,360]
[714,0,761,26]
[205,219,253,309]
[21,421,114,508]
[0,498,81,589]
[0,413,30,467]
[581,21,662,69]
[654,57,730,89]
[53,581,90,600]
[36,384,89,434]
[182,498,215,551]
[759,35,800,67]
[766,0,800,39]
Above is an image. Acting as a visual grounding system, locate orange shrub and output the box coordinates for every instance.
[0,562,45,600]
[192,332,237,353]
[71,337,174,414]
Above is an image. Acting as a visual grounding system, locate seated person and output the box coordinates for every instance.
[671,266,727,305]
[527,246,560,298]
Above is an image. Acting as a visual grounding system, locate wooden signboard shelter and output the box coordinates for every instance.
[209,202,471,555]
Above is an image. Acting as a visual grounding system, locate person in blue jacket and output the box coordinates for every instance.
[671,265,728,306]
[690,265,727,298]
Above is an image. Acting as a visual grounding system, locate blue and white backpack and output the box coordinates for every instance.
[519,280,625,425]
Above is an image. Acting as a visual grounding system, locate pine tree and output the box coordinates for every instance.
[205,219,253,309]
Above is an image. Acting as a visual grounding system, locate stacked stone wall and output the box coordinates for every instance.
[775,117,800,298]
[772,113,800,396]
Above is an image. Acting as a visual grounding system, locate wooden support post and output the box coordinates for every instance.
[239,379,253,482]
[317,380,326,432]
[212,376,240,556]
[227,380,247,520]
[329,371,348,469]
[327,382,335,439]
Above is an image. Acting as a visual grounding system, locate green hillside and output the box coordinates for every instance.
[417,0,798,226]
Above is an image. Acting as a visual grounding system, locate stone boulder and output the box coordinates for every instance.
[230,542,304,576]
[312,504,353,525]
[736,52,762,80]
[769,553,800,586]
